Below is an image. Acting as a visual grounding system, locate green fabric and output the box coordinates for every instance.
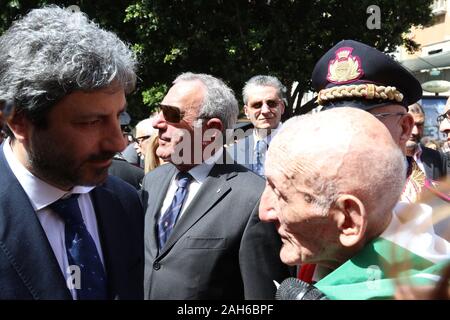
[315,237,449,300]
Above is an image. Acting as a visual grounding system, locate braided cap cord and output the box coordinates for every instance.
[317,84,404,105]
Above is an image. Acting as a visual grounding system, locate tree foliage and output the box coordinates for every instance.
[0,0,434,122]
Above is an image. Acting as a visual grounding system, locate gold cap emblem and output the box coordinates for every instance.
[327,47,363,84]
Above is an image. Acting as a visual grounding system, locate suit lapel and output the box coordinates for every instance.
[0,149,71,299]
[158,164,235,257]
[90,185,130,300]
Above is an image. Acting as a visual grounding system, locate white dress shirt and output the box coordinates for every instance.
[159,148,223,221]
[3,139,104,299]
[252,122,283,151]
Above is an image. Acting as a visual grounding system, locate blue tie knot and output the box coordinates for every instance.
[176,172,192,188]
[50,194,84,226]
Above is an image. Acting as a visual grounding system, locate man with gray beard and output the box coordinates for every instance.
[0,6,143,299]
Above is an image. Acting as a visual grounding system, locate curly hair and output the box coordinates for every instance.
[0,5,137,128]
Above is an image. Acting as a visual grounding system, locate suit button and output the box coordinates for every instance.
[153,262,161,270]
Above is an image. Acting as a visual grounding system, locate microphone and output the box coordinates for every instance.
[275,277,329,300]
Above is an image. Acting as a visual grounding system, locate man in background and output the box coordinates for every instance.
[406,102,447,182]
[0,6,143,299]
[233,75,286,177]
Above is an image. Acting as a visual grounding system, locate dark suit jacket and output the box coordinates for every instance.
[419,145,447,181]
[108,157,144,190]
[231,134,255,172]
[0,147,144,299]
[141,159,293,300]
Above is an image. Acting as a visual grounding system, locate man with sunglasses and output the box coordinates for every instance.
[141,72,292,300]
[232,75,287,177]
[405,103,447,184]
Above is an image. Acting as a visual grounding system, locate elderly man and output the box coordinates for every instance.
[260,108,450,299]
[406,103,447,182]
[233,75,286,177]
[0,7,143,299]
[141,72,292,300]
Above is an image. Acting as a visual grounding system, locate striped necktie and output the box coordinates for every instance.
[157,172,192,250]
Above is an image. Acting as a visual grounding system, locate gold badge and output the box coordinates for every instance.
[327,47,363,84]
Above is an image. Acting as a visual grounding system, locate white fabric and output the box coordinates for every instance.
[381,201,450,264]
[159,148,223,220]
[412,144,426,174]
[252,122,283,149]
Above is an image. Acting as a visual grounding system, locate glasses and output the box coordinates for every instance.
[248,99,281,110]
[437,111,450,124]
[371,112,406,120]
[135,135,151,145]
[159,104,185,123]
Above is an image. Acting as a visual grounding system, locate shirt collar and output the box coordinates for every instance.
[253,122,283,147]
[412,143,423,162]
[3,138,94,211]
[187,148,223,183]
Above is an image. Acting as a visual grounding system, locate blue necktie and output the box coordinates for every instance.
[157,172,192,250]
[254,140,267,176]
[49,194,108,300]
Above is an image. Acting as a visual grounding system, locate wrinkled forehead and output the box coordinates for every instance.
[247,85,280,101]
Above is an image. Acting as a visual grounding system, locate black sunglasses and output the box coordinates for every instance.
[159,104,185,123]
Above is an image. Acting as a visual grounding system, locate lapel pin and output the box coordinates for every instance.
[217,188,221,193]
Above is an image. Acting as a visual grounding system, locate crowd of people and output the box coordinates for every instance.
[0,6,449,300]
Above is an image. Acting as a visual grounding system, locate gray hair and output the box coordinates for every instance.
[242,75,287,106]
[173,72,239,130]
[135,117,156,137]
[0,5,137,127]
[408,102,425,116]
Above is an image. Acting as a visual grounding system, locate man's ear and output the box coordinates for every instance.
[7,110,30,142]
[205,118,224,139]
[279,101,286,116]
[399,113,414,147]
[334,194,367,248]
[244,105,249,119]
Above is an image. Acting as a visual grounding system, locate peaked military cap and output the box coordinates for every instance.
[312,39,422,111]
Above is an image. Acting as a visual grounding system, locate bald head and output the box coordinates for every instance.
[268,107,405,215]
[260,108,406,267]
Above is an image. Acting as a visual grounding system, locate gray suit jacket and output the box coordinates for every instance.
[141,159,292,300]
